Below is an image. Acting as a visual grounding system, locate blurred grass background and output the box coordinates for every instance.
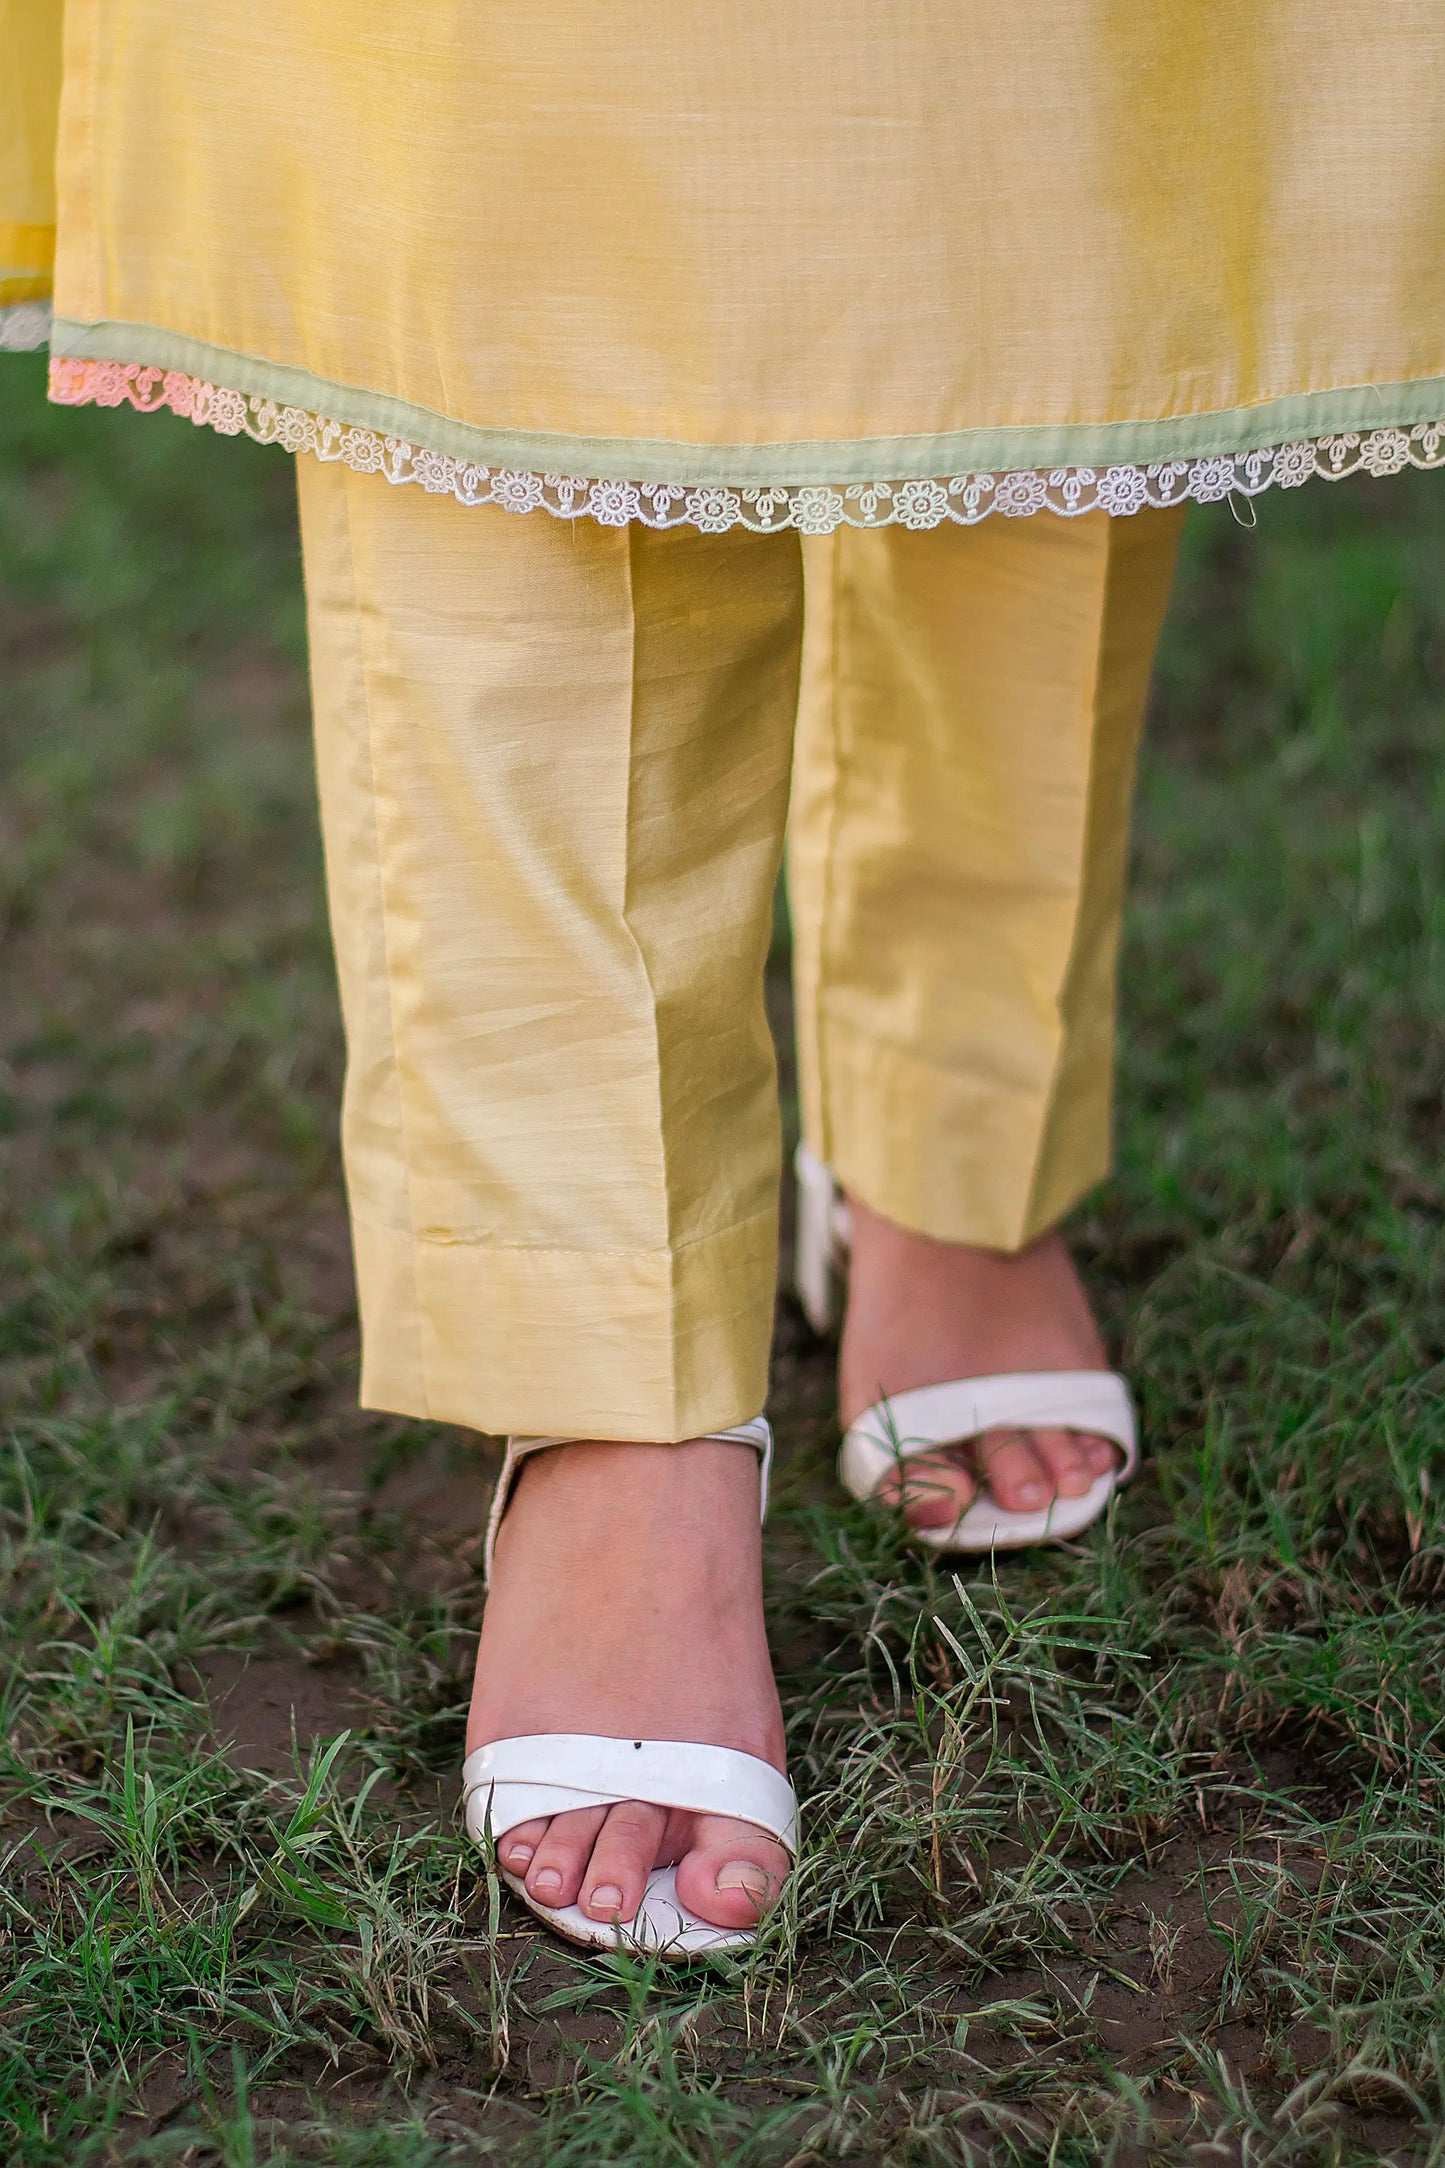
[3,350,1445,2164]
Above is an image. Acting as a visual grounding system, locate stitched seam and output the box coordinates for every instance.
[615,523,682,1423]
[374,1205,779,1256]
[329,469,431,1412]
[1021,520,1117,1235]
[809,530,847,1170]
[47,324,1445,475]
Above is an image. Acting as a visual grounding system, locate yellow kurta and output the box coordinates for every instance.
[7,1,1445,526]
[0,0,62,311]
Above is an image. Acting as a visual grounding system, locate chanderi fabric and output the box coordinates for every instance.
[0,0,61,309]
[296,470,1181,1441]
[8,3,1445,526]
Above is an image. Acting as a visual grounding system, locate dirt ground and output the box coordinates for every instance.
[3,358,1445,2164]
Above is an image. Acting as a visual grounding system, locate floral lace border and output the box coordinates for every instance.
[45,354,1445,532]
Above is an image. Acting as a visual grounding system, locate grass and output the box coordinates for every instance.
[3,347,1445,2163]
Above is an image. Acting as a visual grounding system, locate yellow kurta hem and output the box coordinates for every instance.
[42,318,1445,488]
[10,0,1445,528]
[31,342,1445,536]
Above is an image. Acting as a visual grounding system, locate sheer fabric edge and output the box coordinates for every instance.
[0,300,52,350]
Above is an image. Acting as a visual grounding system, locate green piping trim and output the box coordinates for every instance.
[50,316,1445,486]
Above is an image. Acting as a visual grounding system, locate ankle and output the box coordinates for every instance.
[489,1434,768,1602]
[470,1432,784,1770]
[511,1434,761,1512]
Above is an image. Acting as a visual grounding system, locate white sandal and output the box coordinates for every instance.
[795,1143,1139,1553]
[461,1418,800,1956]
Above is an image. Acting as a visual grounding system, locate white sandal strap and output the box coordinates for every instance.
[839,1370,1138,1504]
[794,1141,852,1334]
[483,1414,773,1583]
[462,1733,800,1851]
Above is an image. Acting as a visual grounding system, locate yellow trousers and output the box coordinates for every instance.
[296,459,1182,1442]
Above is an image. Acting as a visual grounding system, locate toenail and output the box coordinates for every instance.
[531,1867,561,1896]
[1015,1481,1048,1508]
[588,1883,623,1916]
[507,1842,535,1867]
[716,1861,771,1898]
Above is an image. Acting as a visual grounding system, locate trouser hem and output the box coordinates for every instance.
[351,1208,780,1440]
[810,1014,1110,1251]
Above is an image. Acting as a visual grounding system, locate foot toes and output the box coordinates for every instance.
[1082,1429,1122,1476]
[879,1447,976,1529]
[499,1816,550,1876]
[511,1805,788,1934]
[971,1426,1122,1513]
[878,1423,1123,1528]
[675,1816,790,1930]
[1030,1427,1109,1499]
[522,1804,608,1910]
[579,1800,671,1925]
[971,1426,1054,1513]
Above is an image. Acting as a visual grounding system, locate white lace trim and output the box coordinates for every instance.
[44,356,1445,530]
[0,300,52,352]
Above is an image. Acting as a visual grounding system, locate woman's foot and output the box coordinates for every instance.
[839,1199,1119,1533]
[468,1436,789,1934]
